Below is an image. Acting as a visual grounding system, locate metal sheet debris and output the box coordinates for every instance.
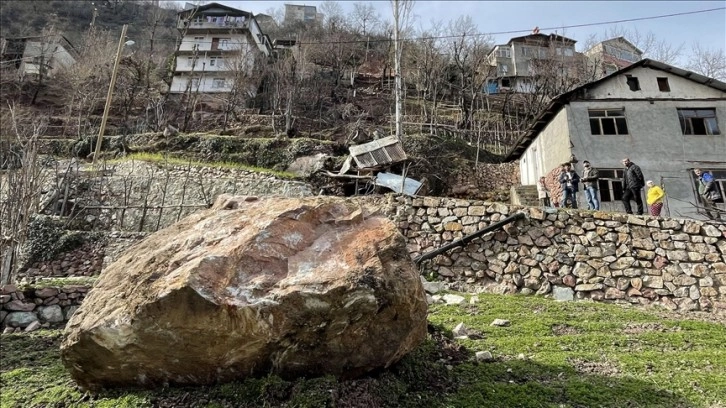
[375,172,422,196]
[348,136,407,169]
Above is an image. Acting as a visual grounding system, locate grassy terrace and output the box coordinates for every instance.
[2,293,724,407]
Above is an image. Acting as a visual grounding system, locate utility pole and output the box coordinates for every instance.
[392,0,402,141]
[93,24,127,165]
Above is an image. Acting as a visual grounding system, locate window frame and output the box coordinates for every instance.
[212,78,226,88]
[677,108,720,136]
[588,109,630,136]
[596,169,626,203]
[657,77,671,92]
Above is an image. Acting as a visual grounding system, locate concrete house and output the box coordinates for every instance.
[585,37,644,78]
[0,35,77,81]
[507,58,726,219]
[486,33,579,94]
[170,2,272,94]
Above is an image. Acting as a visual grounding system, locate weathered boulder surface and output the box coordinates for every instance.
[61,195,427,390]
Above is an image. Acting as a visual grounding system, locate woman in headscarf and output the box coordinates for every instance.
[646,180,665,216]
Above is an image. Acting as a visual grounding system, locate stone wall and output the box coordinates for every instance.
[0,284,89,332]
[389,195,726,312]
[62,160,314,232]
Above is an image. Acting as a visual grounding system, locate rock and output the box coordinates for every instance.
[285,153,328,177]
[38,305,65,323]
[2,327,15,334]
[552,286,574,301]
[420,278,446,294]
[24,321,42,332]
[4,300,36,312]
[442,294,466,305]
[4,311,39,328]
[61,196,428,391]
[35,288,59,298]
[490,319,510,327]
[452,322,469,338]
[562,275,577,287]
[475,351,494,362]
[63,306,80,320]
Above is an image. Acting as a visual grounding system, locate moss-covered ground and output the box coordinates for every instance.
[2,293,724,408]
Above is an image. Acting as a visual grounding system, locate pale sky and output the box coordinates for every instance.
[185,1,726,66]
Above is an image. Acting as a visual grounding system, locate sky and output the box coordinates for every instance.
[181,1,726,65]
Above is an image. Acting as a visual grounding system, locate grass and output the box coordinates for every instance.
[23,276,98,289]
[108,152,298,180]
[1,293,725,408]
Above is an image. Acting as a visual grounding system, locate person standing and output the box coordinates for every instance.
[581,160,600,210]
[537,176,550,207]
[558,163,580,208]
[621,158,645,215]
[694,168,722,220]
[646,180,665,216]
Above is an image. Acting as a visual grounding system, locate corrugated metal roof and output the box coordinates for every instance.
[349,136,407,169]
[375,172,422,195]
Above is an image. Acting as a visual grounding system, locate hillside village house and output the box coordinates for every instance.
[170,2,272,94]
[585,36,644,78]
[507,58,726,220]
[0,35,77,81]
[486,33,580,94]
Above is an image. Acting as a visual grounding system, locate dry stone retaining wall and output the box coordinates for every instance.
[389,195,726,313]
[0,284,89,332]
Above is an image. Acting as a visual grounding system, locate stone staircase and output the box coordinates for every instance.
[510,185,539,207]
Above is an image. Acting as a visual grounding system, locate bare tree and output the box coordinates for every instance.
[686,43,726,81]
[350,2,380,36]
[605,26,684,64]
[391,0,415,141]
[0,104,50,284]
[220,43,265,132]
[446,16,492,130]
[407,20,447,129]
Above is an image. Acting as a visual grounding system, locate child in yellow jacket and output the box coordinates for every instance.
[646,180,665,216]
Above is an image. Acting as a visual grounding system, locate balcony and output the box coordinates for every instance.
[178,17,249,31]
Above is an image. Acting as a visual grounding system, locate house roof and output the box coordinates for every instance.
[602,36,643,55]
[507,33,577,46]
[178,2,250,16]
[505,58,726,161]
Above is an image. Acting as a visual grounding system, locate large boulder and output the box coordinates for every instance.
[61,195,427,391]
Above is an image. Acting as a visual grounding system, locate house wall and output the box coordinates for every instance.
[520,107,572,185]
[169,74,234,93]
[567,88,726,217]
[586,67,725,99]
[178,34,248,52]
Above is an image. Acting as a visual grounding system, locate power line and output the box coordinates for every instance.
[294,6,726,45]
[2,6,722,56]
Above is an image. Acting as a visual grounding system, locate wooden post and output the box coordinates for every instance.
[93,24,128,165]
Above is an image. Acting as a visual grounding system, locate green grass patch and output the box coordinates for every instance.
[25,276,98,289]
[2,294,724,407]
[110,152,298,180]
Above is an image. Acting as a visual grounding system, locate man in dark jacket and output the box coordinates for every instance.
[558,163,580,208]
[621,158,645,215]
[694,168,722,220]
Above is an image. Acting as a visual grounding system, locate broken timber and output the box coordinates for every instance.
[413,212,526,266]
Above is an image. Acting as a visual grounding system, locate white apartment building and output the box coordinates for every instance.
[170,2,272,94]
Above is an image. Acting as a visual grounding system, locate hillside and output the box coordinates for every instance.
[0,0,178,49]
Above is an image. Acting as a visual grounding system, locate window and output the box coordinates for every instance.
[625,75,640,91]
[563,48,574,57]
[192,17,203,26]
[499,64,509,75]
[212,78,226,88]
[522,46,532,57]
[498,48,511,58]
[187,57,197,68]
[220,38,230,49]
[597,169,625,202]
[657,77,670,92]
[210,56,223,67]
[678,108,720,135]
[589,109,629,135]
[190,77,200,88]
